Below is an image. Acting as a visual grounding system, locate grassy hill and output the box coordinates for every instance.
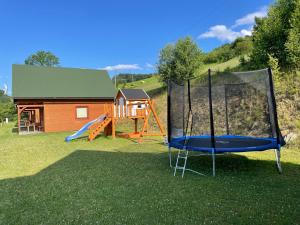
[119,57,241,92]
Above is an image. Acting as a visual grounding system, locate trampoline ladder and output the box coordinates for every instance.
[174,149,189,178]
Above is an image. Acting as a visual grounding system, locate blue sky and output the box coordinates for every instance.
[0,0,273,95]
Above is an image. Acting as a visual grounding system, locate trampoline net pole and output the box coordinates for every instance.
[267,68,284,146]
[167,80,173,168]
[167,80,171,144]
[224,84,230,135]
[208,69,216,176]
[168,146,172,168]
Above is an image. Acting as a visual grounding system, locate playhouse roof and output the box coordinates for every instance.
[119,89,150,100]
[12,64,116,99]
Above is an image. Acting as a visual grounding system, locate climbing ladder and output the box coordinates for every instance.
[174,149,189,177]
[88,117,112,141]
[173,148,206,177]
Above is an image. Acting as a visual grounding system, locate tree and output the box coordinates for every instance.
[250,0,299,69]
[158,37,203,83]
[203,44,234,64]
[25,51,60,67]
[286,0,300,69]
[0,102,16,121]
[232,36,253,56]
[268,54,282,83]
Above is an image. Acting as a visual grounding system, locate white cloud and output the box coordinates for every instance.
[101,64,142,71]
[198,25,252,42]
[145,63,154,68]
[233,6,268,28]
[198,6,267,42]
[240,29,252,36]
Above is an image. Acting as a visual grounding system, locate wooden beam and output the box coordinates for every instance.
[142,133,165,136]
[147,100,166,136]
[17,105,44,108]
[139,107,151,141]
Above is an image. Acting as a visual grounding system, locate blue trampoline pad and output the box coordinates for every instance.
[169,135,278,153]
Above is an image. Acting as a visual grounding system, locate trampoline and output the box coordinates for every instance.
[167,68,286,177]
[169,135,278,153]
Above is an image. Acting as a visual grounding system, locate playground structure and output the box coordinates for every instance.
[65,89,166,142]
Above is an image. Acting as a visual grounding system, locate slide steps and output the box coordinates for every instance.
[88,117,112,141]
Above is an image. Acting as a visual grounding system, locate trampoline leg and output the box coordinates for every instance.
[168,146,172,168]
[274,146,282,174]
[212,151,216,177]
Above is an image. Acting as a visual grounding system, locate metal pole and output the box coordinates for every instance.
[167,80,172,167]
[208,69,216,176]
[224,85,229,135]
[167,80,171,144]
[267,67,281,145]
[168,147,172,168]
[275,145,282,173]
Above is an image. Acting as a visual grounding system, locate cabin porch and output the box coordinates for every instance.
[17,104,44,134]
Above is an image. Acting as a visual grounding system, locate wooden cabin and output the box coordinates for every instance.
[12,64,115,133]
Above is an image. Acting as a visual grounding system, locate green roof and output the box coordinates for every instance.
[12,64,115,99]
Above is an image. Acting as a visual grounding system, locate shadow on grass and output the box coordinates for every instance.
[1,149,299,225]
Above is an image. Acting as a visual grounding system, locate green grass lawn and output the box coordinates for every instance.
[0,123,300,225]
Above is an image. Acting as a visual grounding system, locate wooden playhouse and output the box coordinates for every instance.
[114,89,166,139]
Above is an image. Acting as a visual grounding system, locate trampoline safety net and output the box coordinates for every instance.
[167,68,285,152]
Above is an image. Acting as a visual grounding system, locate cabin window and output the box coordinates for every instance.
[138,104,145,109]
[76,107,88,119]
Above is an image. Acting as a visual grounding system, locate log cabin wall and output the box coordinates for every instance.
[15,99,114,132]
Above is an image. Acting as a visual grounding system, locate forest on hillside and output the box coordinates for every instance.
[112,73,154,86]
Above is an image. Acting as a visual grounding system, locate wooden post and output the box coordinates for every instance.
[104,122,112,136]
[134,118,138,133]
[145,117,148,133]
[111,103,116,138]
[112,118,116,138]
[139,106,152,140]
[17,107,21,133]
[148,100,166,135]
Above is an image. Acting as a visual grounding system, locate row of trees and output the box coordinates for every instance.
[112,73,154,86]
